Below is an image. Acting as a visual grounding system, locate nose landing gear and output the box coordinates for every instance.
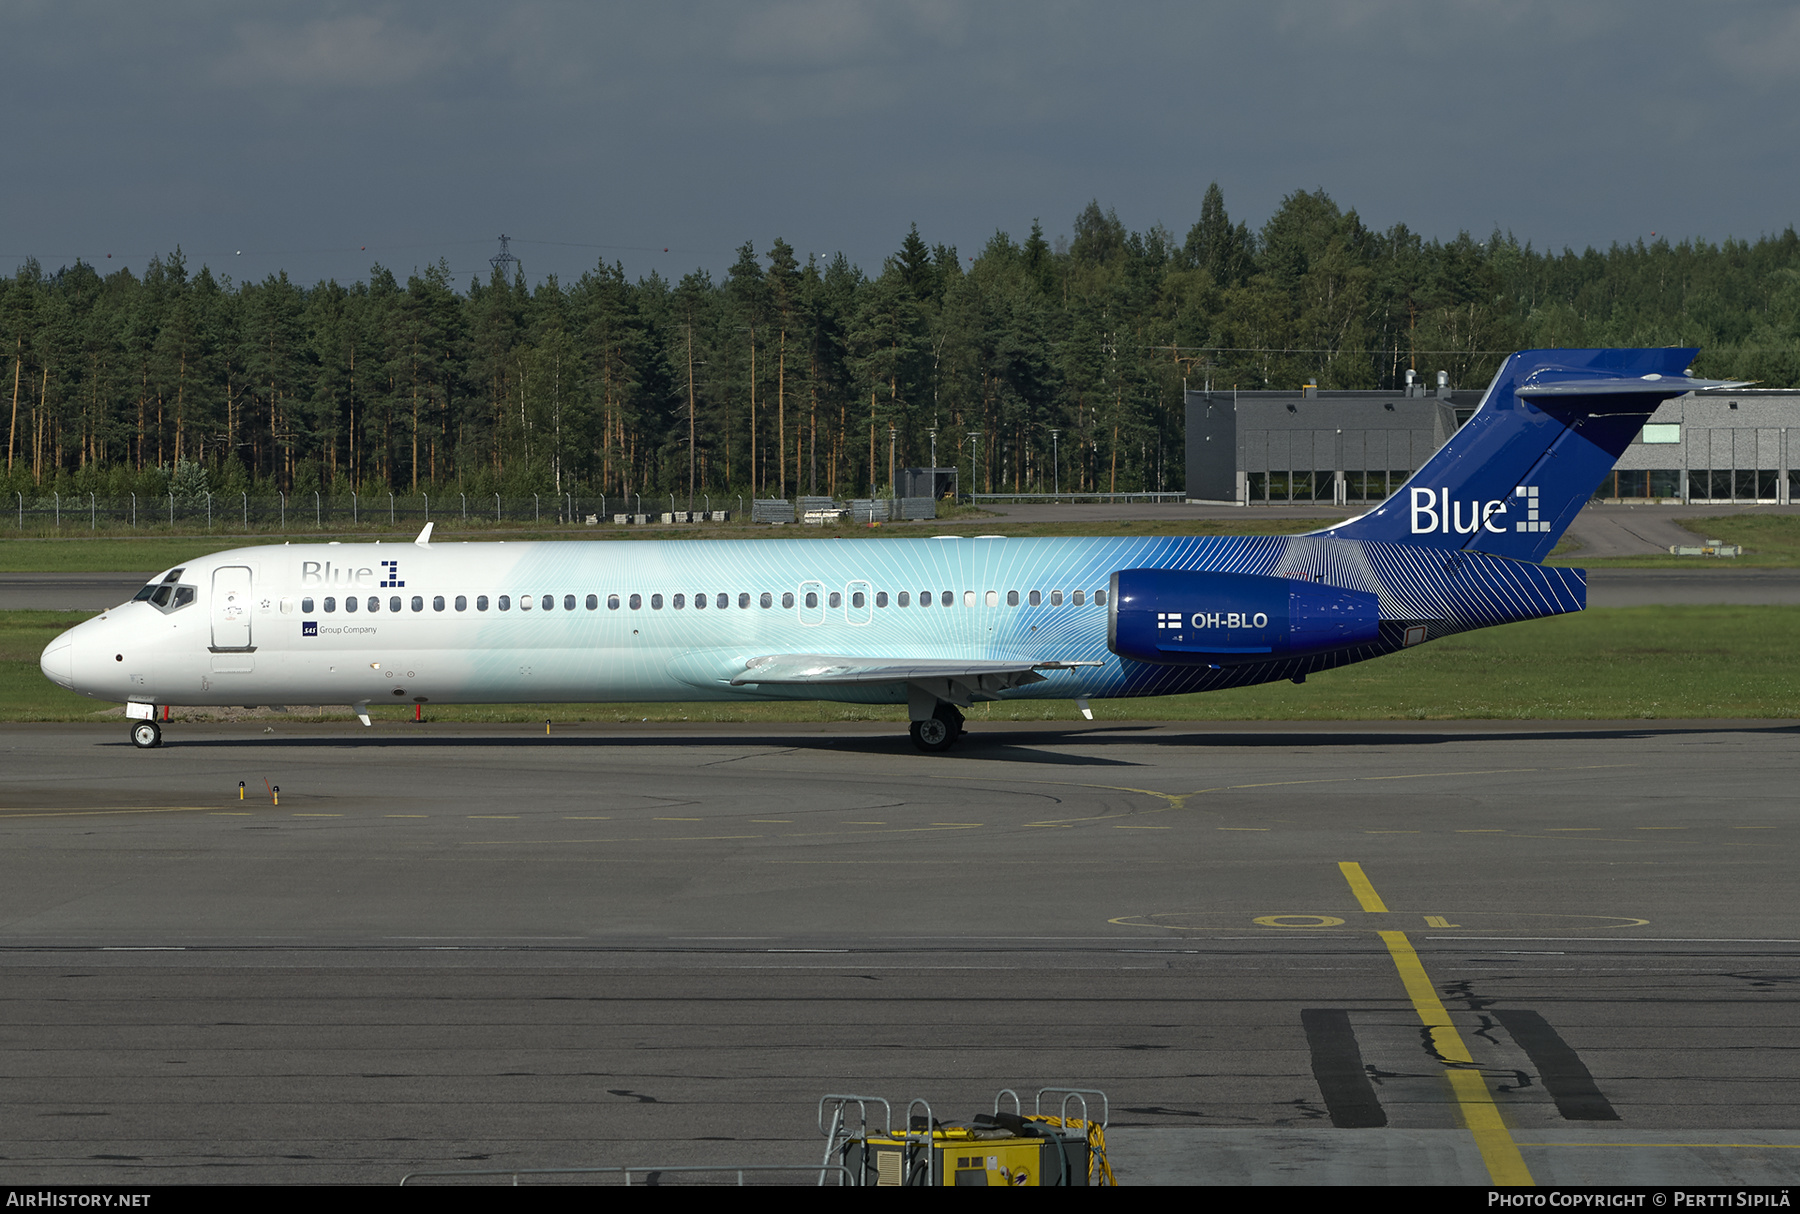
[129,720,163,749]
[909,703,964,754]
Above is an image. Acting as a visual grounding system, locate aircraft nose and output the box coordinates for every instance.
[41,639,73,689]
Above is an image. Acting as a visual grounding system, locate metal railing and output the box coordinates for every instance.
[971,491,1186,504]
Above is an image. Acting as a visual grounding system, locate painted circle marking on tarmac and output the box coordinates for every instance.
[1110,911,1651,932]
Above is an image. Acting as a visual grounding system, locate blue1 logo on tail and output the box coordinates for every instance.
[1408,485,1549,536]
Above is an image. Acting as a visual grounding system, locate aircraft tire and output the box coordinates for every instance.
[130,720,162,749]
[910,717,956,753]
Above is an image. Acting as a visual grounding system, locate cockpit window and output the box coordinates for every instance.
[136,568,191,608]
[140,579,196,614]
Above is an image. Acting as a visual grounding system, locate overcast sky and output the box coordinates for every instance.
[4,1,1797,289]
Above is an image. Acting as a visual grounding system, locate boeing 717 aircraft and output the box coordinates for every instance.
[40,348,1732,752]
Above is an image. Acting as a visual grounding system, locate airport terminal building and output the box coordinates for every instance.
[1185,378,1800,506]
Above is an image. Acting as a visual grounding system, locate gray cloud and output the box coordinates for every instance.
[3,1,1796,287]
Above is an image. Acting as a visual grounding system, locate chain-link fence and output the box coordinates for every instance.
[6,491,628,535]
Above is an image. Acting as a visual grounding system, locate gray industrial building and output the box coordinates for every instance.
[1185,376,1800,506]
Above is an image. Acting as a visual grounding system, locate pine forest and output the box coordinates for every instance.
[5,186,1800,508]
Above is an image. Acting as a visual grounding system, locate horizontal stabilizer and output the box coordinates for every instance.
[1517,375,1749,398]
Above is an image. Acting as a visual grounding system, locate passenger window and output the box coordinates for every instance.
[943,591,954,607]
[804,592,818,609]
[852,591,865,609]
[384,596,397,612]
[827,591,840,608]
[412,596,424,612]
[498,595,511,611]
[585,594,597,610]
[367,597,380,612]
[1073,590,1086,606]
[520,595,533,611]
[875,591,888,608]
[693,593,706,610]
[1050,590,1063,606]
[302,597,315,613]
[760,592,773,609]
[898,591,910,607]
[781,592,795,609]
[716,593,728,609]
[455,595,467,611]
[432,596,444,611]
[1029,590,1041,606]
[984,590,997,607]
[651,594,664,609]
[1095,589,1107,606]
[1006,590,1018,607]
[918,590,931,608]
[280,598,294,614]
[738,592,750,608]
[608,594,620,610]
[323,597,336,613]
[543,595,555,611]
[345,596,358,613]
[672,594,685,609]
[476,595,489,611]
[628,594,641,610]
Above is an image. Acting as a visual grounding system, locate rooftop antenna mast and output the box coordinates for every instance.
[490,234,520,281]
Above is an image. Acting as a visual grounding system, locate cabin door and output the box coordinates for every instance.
[211,566,254,650]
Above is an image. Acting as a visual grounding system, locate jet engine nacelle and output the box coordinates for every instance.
[1108,568,1381,666]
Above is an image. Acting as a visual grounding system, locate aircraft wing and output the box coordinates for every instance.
[729,653,1100,690]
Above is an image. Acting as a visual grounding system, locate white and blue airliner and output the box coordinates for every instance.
[40,348,1735,752]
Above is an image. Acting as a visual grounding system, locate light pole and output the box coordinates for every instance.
[1049,428,1060,498]
[967,430,982,499]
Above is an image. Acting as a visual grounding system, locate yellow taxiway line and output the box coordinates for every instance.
[1342,862,1534,1187]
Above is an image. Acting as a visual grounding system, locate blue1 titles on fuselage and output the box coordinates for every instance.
[41,348,1739,753]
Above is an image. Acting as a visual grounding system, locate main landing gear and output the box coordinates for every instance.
[909,703,964,754]
[129,720,163,749]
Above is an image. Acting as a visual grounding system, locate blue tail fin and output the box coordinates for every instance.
[1322,348,1740,562]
